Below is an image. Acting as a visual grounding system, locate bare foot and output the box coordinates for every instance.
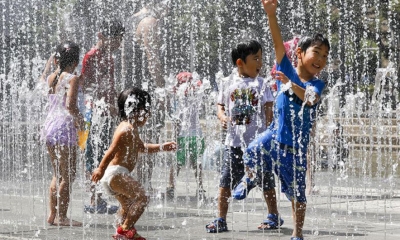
[47,212,56,225]
[53,218,82,227]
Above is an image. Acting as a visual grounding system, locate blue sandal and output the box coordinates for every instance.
[232,176,257,200]
[205,217,228,233]
[258,213,284,230]
[291,237,304,240]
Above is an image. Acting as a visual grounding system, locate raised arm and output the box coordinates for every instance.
[39,54,57,82]
[261,0,286,64]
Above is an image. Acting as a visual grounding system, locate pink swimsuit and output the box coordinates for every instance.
[42,73,81,146]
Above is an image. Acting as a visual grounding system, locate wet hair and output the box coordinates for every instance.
[298,33,330,52]
[51,41,80,90]
[118,87,151,121]
[100,19,125,37]
[231,39,262,66]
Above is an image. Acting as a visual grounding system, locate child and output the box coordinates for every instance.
[167,72,205,199]
[81,19,125,214]
[244,1,330,239]
[205,39,279,233]
[42,41,84,226]
[91,88,176,240]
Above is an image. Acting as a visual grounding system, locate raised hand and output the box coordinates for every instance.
[220,115,231,130]
[261,0,278,16]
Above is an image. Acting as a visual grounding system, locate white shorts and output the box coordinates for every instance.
[100,165,130,196]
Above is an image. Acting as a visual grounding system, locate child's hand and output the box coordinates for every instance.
[261,0,278,16]
[91,168,104,183]
[274,71,290,84]
[161,142,177,151]
[220,115,231,129]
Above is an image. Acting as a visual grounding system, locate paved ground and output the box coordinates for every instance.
[1,158,400,240]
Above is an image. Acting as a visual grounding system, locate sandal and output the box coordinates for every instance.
[258,213,284,230]
[113,226,146,240]
[205,217,228,233]
[232,176,257,200]
[291,237,304,240]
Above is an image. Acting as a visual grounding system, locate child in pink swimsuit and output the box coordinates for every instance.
[42,41,84,227]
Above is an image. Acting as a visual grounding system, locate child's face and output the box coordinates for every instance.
[298,44,329,76]
[104,35,123,52]
[240,49,263,78]
[130,109,150,127]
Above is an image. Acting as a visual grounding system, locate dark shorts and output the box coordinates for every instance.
[219,146,275,191]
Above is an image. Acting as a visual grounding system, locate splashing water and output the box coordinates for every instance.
[1,0,399,239]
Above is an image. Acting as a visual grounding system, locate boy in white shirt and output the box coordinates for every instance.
[206,39,283,233]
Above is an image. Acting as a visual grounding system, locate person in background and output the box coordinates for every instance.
[81,19,125,214]
[167,72,205,200]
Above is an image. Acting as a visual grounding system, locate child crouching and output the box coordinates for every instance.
[91,87,176,240]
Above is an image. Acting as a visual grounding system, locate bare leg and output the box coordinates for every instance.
[291,200,306,238]
[263,188,278,215]
[168,166,175,189]
[111,174,149,230]
[52,145,81,226]
[47,145,58,225]
[218,187,231,220]
[196,163,204,190]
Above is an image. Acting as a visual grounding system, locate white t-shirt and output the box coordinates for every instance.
[217,73,274,147]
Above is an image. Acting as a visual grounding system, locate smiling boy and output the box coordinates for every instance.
[243,1,330,239]
[205,39,279,233]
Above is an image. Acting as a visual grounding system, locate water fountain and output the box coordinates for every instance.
[1,0,399,239]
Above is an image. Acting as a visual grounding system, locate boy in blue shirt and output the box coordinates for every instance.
[244,1,330,239]
[206,39,281,233]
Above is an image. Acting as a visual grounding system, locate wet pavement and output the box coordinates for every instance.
[1,161,400,240]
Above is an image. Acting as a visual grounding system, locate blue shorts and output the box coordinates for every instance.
[220,147,275,191]
[244,130,308,203]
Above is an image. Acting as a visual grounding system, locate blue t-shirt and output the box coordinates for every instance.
[272,55,325,149]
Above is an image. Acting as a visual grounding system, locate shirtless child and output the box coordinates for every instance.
[91,87,176,239]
